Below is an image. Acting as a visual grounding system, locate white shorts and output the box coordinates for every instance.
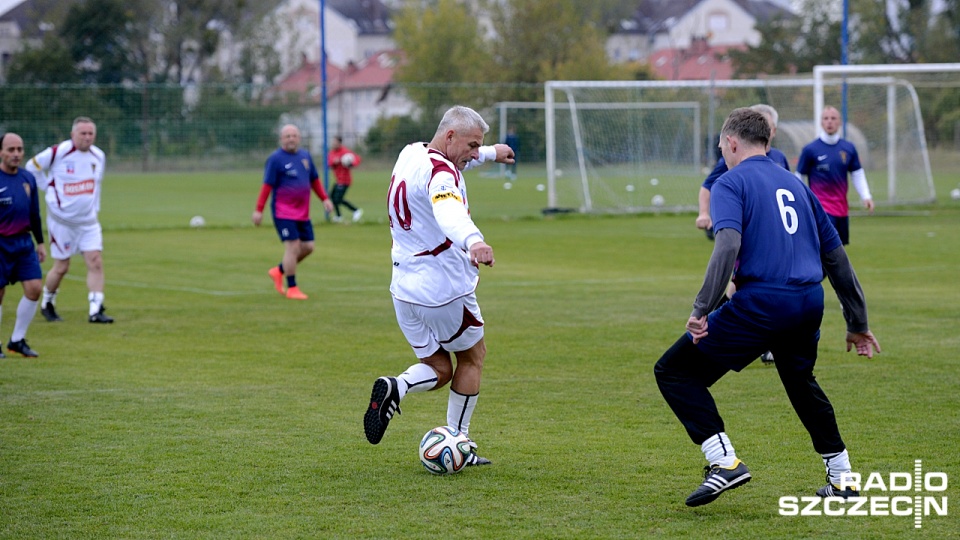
[393,294,485,358]
[47,218,103,259]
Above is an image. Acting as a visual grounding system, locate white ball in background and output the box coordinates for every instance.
[340,152,355,167]
[951,188,960,200]
[625,184,635,192]
[503,182,512,190]
[536,184,545,192]
[189,215,206,228]
[650,178,659,186]
[651,194,665,207]
[555,169,563,177]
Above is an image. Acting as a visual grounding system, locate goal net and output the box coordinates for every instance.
[545,73,942,214]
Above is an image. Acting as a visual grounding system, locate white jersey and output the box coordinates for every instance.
[26,140,106,226]
[388,143,496,307]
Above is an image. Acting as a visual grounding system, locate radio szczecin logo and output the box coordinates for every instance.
[779,460,948,529]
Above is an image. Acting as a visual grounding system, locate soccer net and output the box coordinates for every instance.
[544,73,942,214]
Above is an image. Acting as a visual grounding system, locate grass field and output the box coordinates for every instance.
[1,160,959,539]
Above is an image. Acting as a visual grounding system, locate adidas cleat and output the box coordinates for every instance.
[89,306,114,323]
[364,376,400,444]
[685,460,752,507]
[816,479,859,499]
[465,440,491,466]
[40,303,63,322]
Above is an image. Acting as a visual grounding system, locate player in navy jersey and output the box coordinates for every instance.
[252,124,334,300]
[696,104,790,239]
[796,106,874,245]
[0,133,46,358]
[654,108,881,507]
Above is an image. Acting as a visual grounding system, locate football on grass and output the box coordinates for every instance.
[340,152,355,167]
[419,426,471,475]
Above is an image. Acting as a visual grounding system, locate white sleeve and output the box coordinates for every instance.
[25,148,53,189]
[463,146,497,171]
[851,168,871,200]
[429,177,483,250]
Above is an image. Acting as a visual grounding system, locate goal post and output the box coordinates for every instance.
[814,63,960,205]
[544,75,941,214]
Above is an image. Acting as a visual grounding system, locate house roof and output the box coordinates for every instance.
[328,0,392,36]
[270,50,401,103]
[648,40,743,80]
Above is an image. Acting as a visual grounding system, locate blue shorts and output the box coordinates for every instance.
[694,282,824,373]
[0,234,42,287]
[273,219,314,242]
[827,214,850,245]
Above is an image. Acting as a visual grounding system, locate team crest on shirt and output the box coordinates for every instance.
[302,159,309,170]
[839,151,848,164]
[22,182,31,197]
[66,162,75,174]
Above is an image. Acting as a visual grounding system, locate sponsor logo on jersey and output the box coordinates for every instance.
[817,155,828,161]
[67,163,75,174]
[431,191,462,204]
[63,179,95,196]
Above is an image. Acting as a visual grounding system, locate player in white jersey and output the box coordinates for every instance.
[25,116,113,324]
[364,106,514,466]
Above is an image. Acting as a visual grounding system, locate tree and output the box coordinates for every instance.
[60,0,146,83]
[730,1,841,77]
[5,34,80,84]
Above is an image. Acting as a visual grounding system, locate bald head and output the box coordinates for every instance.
[280,124,301,153]
[0,132,24,174]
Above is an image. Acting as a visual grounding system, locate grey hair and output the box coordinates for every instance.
[435,106,489,137]
[749,104,779,126]
[72,116,95,130]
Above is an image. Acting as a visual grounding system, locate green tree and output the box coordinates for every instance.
[60,0,145,83]
[731,1,840,77]
[5,34,80,84]
[392,0,496,117]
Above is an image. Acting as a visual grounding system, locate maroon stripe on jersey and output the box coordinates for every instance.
[440,305,483,344]
[414,238,453,257]
[428,157,459,189]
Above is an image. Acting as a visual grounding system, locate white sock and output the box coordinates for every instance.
[397,363,438,400]
[88,291,104,316]
[822,449,852,486]
[447,389,478,437]
[42,286,57,307]
[11,297,39,342]
[702,432,738,468]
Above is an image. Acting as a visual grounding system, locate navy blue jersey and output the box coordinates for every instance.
[702,147,790,190]
[711,155,841,287]
[796,138,862,217]
[0,168,42,241]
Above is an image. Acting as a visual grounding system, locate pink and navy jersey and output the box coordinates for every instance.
[263,148,319,221]
[796,138,862,218]
[0,168,43,242]
[711,155,841,288]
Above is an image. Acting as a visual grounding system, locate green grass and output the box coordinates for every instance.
[2,160,959,539]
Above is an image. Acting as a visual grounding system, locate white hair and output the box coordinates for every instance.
[749,104,779,126]
[435,106,489,137]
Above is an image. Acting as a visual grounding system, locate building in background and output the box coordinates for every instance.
[607,0,794,80]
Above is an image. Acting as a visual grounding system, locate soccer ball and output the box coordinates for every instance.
[951,188,960,200]
[340,152,355,167]
[651,194,665,207]
[189,215,205,227]
[418,426,472,475]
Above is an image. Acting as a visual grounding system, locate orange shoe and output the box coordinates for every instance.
[268,266,284,294]
[286,286,308,300]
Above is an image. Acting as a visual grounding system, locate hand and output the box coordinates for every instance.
[322,199,335,214]
[252,210,263,226]
[491,144,515,165]
[695,214,712,230]
[468,241,495,267]
[846,330,881,358]
[863,198,875,213]
[686,315,708,344]
[36,244,46,264]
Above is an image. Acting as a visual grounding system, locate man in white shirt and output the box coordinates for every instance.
[364,106,514,467]
[26,116,113,324]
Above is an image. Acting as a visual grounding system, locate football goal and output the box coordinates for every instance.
[544,70,948,214]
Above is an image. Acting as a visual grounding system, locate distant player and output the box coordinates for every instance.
[363,106,514,467]
[0,133,46,357]
[252,124,334,300]
[796,106,874,245]
[654,108,880,507]
[327,136,363,223]
[26,116,114,324]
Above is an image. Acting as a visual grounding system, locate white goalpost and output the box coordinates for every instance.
[544,72,947,214]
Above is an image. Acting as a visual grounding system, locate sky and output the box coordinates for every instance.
[0,0,27,17]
